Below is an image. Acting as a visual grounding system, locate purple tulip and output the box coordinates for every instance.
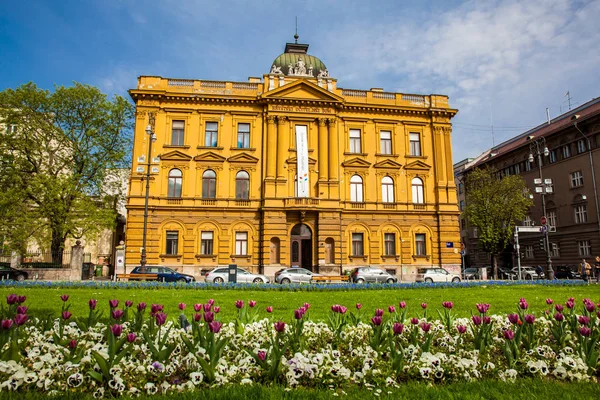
[127,332,137,343]
[579,326,591,337]
[203,303,212,312]
[112,309,124,320]
[339,306,347,314]
[410,317,419,325]
[6,294,18,305]
[518,298,528,310]
[89,299,97,310]
[375,309,384,317]
[331,304,340,313]
[155,312,167,326]
[546,298,554,305]
[554,313,565,322]
[194,313,202,322]
[578,316,590,326]
[266,306,273,313]
[60,294,69,302]
[125,300,133,308]
[399,301,407,309]
[555,304,564,312]
[392,322,404,335]
[249,300,257,308]
[585,303,595,313]
[303,303,311,310]
[371,316,383,326]
[111,324,123,337]
[483,316,491,325]
[14,314,27,326]
[420,322,431,332]
[137,302,147,312]
[235,300,244,309]
[356,303,362,310]
[388,305,396,313]
[508,314,519,324]
[1,319,13,330]
[16,306,28,315]
[476,303,490,314]
[207,299,215,306]
[294,308,304,320]
[421,303,427,309]
[442,301,454,309]
[203,312,214,323]
[566,300,575,310]
[178,303,186,311]
[208,321,222,333]
[503,330,515,340]
[597,311,600,319]
[17,295,26,304]
[524,314,535,324]
[194,304,203,312]
[274,321,286,332]
[471,315,482,326]
[213,306,221,314]
[457,325,467,334]
[151,304,163,314]
[257,350,267,361]
[62,311,72,320]
[109,299,119,308]
[69,339,77,349]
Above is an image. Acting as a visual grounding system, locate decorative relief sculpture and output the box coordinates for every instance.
[270,65,283,75]
[285,57,316,77]
[317,69,330,78]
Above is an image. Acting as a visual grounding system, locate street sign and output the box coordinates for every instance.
[446,242,454,248]
[534,178,542,184]
[544,178,553,185]
[541,216,547,225]
[541,225,548,233]
[516,226,543,233]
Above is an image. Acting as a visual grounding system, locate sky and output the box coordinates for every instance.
[1,0,599,162]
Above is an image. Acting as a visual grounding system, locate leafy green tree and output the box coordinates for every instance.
[465,167,533,279]
[0,82,133,262]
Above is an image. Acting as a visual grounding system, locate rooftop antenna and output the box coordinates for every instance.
[294,17,299,43]
[489,100,495,147]
[546,108,551,125]
[565,91,572,111]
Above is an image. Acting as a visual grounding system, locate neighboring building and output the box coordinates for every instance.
[456,97,600,270]
[125,38,461,279]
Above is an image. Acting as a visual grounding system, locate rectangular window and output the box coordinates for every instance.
[165,231,179,255]
[577,139,587,154]
[384,233,395,256]
[549,150,557,163]
[525,161,532,171]
[547,211,557,227]
[473,227,478,238]
[459,200,465,211]
[349,129,361,153]
[415,233,426,255]
[458,183,464,194]
[460,218,465,230]
[171,120,185,146]
[514,163,520,174]
[380,131,392,154]
[409,132,421,156]
[204,122,218,147]
[525,245,534,259]
[200,231,214,255]
[578,240,591,256]
[237,123,250,148]
[570,171,584,187]
[575,204,588,223]
[235,232,248,255]
[352,233,364,256]
[551,243,560,258]
[562,145,571,159]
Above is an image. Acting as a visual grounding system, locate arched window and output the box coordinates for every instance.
[202,170,216,199]
[236,171,250,199]
[350,175,363,202]
[381,176,394,203]
[167,169,182,198]
[412,177,424,204]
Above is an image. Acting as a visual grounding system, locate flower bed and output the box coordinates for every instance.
[0,294,598,397]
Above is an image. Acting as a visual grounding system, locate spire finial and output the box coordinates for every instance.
[294,17,299,43]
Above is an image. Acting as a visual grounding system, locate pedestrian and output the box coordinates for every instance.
[595,256,600,283]
[579,259,591,284]
[535,265,544,278]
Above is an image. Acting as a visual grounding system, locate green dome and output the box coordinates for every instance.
[269,42,328,77]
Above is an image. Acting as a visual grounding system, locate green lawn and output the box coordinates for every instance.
[2,283,598,322]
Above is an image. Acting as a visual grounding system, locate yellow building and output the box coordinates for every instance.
[125,39,461,280]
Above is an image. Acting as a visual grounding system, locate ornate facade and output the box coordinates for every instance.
[125,40,461,280]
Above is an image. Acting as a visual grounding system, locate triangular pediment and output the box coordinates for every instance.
[263,80,344,103]
[287,156,317,166]
[193,151,226,163]
[160,150,192,162]
[404,160,431,170]
[341,157,372,168]
[227,153,259,164]
[373,159,403,169]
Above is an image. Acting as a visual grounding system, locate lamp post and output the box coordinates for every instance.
[528,136,554,279]
[140,115,156,268]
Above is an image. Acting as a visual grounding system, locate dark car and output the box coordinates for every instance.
[131,266,195,283]
[554,265,581,280]
[0,265,28,281]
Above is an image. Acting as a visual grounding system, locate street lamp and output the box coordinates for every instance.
[572,114,600,234]
[527,135,554,279]
[140,120,157,268]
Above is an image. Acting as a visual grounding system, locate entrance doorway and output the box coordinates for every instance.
[290,223,313,270]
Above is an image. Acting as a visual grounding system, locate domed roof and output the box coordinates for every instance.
[269,41,328,78]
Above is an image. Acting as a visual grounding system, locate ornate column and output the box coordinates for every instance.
[266,116,277,178]
[317,118,328,182]
[327,118,339,181]
[432,125,448,203]
[276,116,289,179]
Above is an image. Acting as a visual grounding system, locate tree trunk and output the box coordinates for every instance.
[50,230,64,265]
[492,253,498,280]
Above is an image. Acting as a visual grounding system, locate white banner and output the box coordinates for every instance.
[295,125,309,197]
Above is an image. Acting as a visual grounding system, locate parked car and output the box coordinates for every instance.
[0,265,28,281]
[205,267,269,284]
[415,268,461,283]
[131,266,195,283]
[554,265,581,280]
[495,267,516,280]
[349,267,397,284]
[511,266,544,280]
[462,267,479,280]
[274,267,320,284]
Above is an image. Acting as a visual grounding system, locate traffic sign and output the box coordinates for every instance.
[516,226,543,233]
[541,216,547,225]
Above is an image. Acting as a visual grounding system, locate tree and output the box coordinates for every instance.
[464,166,533,279]
[0,82,133,261]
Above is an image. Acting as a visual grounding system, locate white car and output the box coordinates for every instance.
[205,267,270,284]
[415,268,461,283]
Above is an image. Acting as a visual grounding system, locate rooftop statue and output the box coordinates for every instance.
[270,65,283,75]
[317,69,330,78]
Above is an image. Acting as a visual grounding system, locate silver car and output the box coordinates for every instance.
[274,267,320,284]
[205,267,269,283]
[350,267,398,284]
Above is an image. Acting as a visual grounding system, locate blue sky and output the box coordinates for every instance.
[1,0,599,162]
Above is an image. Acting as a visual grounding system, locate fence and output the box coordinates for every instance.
[20,251,72,268]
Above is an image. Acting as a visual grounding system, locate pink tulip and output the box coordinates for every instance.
[235,300,244,309]
[194,304,203,312]
[111,309,124,320]
[554,313,564,322]
[257,350,267,361]
[371,316,383,326]
[507,314,519,324]
[339,306,347,314]
[203,303,211,312]
[579,326,591,337]
[483,316,491,325]
[578,316,590,326]
[109,299,119,308]
[392,322,404,335]
[111,324,122,337]
[6,294,17,305]
[518,298,528,310]
[356,303,362,310]
[208,321,222,333]
[249,300,257,308]
[62,311,72,320]
[442,301,454,309]
[274,321,286,332]
[204,312,214,323]
[207,299,215,306]
[178,303,186,311]
[375,309,384,317]
[137,302,147,312]
[546,298,554,305]
[1,319,13,330]
[194,313,202,322]
[69,339,77,349]
[388,305,396,313]
[524,314,535,324]
[89,299,97,310]
[213,306,221,314]
[127,332,137,343]
[266,306,273,313]
[555,304,564,312]
[125,300,133,308]
[14,314,27,326]
[155,312,167,326]
[294,308,304,320]
[399,301,407,309]
[420,322,431,332]
[17,295,26,304]
[457,325,467,334]
[476,303,490,314]
[410,317,419,325]
[421,303,427,309]
[60,294,69,302]
[303,303,311,310]
[16,306,28,315]
[471,315,482,326]
[566,300,575,309]
[503,330,515,340]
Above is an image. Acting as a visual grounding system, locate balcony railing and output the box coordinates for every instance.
[284,198,320,207]
[412,203,426,210]
[167,198,182,205]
